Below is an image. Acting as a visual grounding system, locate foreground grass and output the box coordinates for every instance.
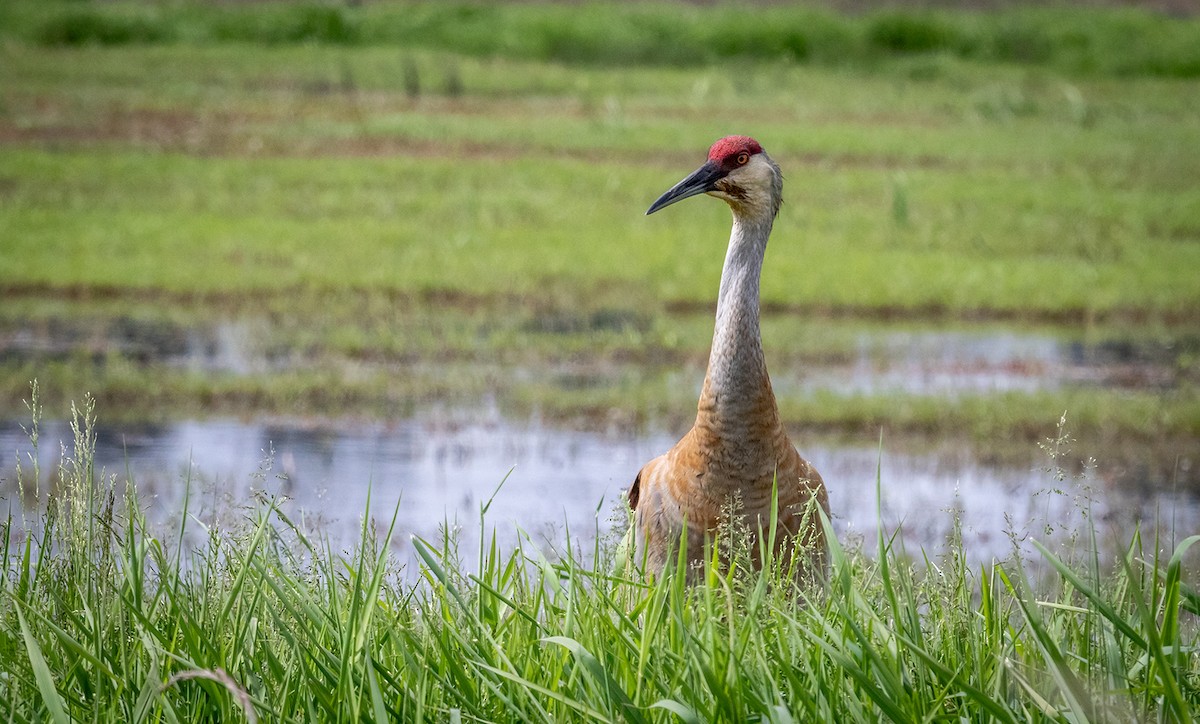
[2,398,1198,721]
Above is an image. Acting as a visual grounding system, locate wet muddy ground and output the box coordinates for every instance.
[3,311,1193,393]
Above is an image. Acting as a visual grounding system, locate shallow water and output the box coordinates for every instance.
[3,409,1195,565]
[3,313,1195,565]
[798,330,1167,395]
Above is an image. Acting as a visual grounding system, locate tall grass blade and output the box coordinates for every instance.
[650,699,702,724]
[1031,539,1147,649]
[161,669,259,723]
[1161,535,1200,655]
[365,652,389,724]
[15,605,69,724]
[997,565,1094,723]
[474,662,613,722]
[1117,544,1193,724]
[543,635,646,724]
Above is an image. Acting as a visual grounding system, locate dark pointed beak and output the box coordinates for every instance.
[646,161,725,215]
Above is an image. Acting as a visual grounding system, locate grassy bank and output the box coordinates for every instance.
[2,398,1198,721]
[4,1,1200,78]
[3,144,1199,318]
[2,39,1198,318]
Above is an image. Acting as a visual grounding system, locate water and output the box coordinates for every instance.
[0,316,291,375]
[2,314,1195,564]
[785,327,1185,396]
[3,411,1195,565]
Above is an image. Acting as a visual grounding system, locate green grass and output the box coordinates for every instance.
[5,1,1200,78]
[2,396,1198,721]
[2,46,1199,317]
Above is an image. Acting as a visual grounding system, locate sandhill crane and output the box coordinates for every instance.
[629,135,829,579]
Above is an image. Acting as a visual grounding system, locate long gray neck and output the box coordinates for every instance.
[699,213,778,424]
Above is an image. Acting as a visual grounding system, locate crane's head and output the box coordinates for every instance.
[646,135,782,218]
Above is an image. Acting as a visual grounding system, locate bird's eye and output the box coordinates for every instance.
[736,153,750,165]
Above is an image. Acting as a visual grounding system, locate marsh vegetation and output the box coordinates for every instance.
[2,396,1198,720]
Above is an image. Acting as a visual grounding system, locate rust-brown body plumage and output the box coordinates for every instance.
[630,136,829,576]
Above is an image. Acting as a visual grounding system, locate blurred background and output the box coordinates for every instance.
[1,0,1198,561]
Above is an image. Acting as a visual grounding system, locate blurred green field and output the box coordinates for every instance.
[5,1,1200,76]
[0,2,1198,460]
[3,43,1199,315]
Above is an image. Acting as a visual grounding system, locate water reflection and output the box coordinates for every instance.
[3,412,1195,565]
[783,328,1185,396]
[0,316,291,374]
